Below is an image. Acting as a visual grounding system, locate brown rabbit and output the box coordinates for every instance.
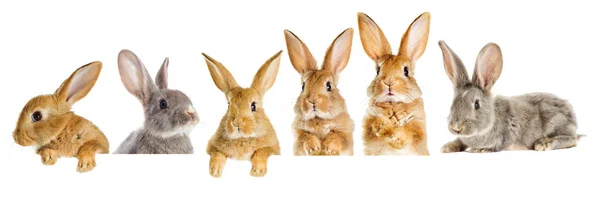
[357,12,431,155]
[12,61,109,172]
[202,51,283,177]
[284,28,355,156]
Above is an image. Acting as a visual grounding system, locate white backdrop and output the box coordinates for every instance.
[1,0,598,206]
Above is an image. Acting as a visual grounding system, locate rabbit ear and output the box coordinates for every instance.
[357,12,392,62]
[155,57,169,89]
[55,61,102,106]
[323,28,354,74]
[202,53,239,93]
[252,51,283,96]
[284,29,317,74]
[118,49,158,103]
[438,40,470,87]
[399,12,431,64]
[473,43,503,92]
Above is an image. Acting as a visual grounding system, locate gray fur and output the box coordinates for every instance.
[113,50,199,154]
[438,41,580,153]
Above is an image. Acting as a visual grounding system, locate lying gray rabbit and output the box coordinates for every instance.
[438,41,582,153]
[113,49,199,154]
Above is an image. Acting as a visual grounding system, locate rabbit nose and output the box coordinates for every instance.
[451,124,464,134]
[185,106,196,117]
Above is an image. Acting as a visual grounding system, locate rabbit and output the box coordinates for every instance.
[202,51,283,177]
[12,61,109,172]
[283,28,355,156]
[438,40,582,153]
[113,49,199,154]
[357,12,431,155]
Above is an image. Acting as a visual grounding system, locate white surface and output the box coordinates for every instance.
[0,0,598,206]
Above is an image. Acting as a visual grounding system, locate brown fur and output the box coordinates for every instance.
[358,12,431,155]
[12,62,109,172]
[203,51,282,177]
[284,29,355,156]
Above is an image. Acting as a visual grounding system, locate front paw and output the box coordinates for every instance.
[250,162,267,177]
[210,160,225,178]
[77,156,96,173]
[441,142,463,153]
[302,138,321,155]
[466,148,494,153]
[534,138,554,151]
[38,148,58,166]
[322,138,342,156]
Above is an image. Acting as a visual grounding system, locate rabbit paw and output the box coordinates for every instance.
[303,137,321,155]
[466,148,493,153]
[384,130,406,149]
[210,160,225,178]
[39,148,58,166]
[251,162,267,177]
[322,138,342,156]
[534,138,554,151]
[77,156,96,173]
[441,142,462,153]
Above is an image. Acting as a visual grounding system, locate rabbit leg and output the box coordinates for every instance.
[534,136,578,151]
[76,140,105,173]
[441,139,467,153]
[294,130,321,156]
[250,147,276,177]
[209,151,227,178]
[323,131,348,156]
[37,147,59,166]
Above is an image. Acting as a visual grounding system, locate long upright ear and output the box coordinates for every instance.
[155,57,169,89]
[399,12,431,64]
[55,61,103,106]
[284,29,317,74]
[472,43,503,92]
[117,49,158,104]
[251,51,283,96]
[202,53,239,93]
[438,40,470,87]
[357,12,392,62]
[323,28,353,74]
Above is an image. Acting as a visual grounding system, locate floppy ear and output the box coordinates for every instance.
[155,57,169,89]
[438,40,470,87]
[117,49,158,104]
[251,51,283,96]
[472,43,503,93]
[399,12,431,65]
[323,28,353,74]
[202,53,239,93]
[284,29,317,74]
[357,12,392,62]
[55,61,103,106]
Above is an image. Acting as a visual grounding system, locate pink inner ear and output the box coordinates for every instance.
[66,68,95,102]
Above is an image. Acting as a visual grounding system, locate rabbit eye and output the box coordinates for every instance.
[302,82,305,91]
[326,82,332,92]
[474,100,480,110]
[376,66,381,75]
[251,102,257,112]
[160,99,168,109]
[31,111,42,122]
[403,66,410,77]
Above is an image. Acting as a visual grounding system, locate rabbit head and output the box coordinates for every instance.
[357,12,431,103]
[284,28,353,120]
[13,62,102,146]
[118,49,199,137]
[202,51,283,139]
[438,41,503,137]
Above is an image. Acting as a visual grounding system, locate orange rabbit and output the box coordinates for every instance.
[357,12,431,155]
[12,62,109,172]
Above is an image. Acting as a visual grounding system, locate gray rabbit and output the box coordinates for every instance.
[113,49,199,154]
[438,41,582,153]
